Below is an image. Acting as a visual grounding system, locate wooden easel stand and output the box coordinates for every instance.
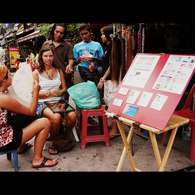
[107,112,189,172]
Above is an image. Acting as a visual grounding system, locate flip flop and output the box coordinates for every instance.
[49,146,58,155]
[32,157,58,168]
[109,134,121,140]
[17,143,33,154]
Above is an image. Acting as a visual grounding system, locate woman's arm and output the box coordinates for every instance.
[97,66,111,89]
[0,80,40,116]
[32,69,66,99]
[33,71,55,99]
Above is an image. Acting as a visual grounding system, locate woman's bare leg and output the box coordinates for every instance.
[21,117,57,166]
[42,108,61,154]
[42,108,61,136]
[65,111,77,137]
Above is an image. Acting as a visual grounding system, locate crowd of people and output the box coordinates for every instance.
[0,23,120,168]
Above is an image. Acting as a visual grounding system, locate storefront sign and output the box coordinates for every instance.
[9,47,19,68]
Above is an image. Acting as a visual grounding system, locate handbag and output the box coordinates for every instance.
[46,124,75,152]
[47,134,74,152]
[78,66,98,82]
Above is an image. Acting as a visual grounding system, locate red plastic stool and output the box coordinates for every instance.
[161,84,195,162]
[80,105,110,149]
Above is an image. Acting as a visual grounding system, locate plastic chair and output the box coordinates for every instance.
[80,105,110,149]
[0,149,18,171]
[161,84,195,162]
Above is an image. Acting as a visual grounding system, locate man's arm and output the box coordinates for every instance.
[86,56,102,64]
[74,56,88,65]
[66,58,74,74]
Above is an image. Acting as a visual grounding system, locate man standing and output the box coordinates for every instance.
[43,23,74,101]
[73,23,104,85]
[73,23,104,127]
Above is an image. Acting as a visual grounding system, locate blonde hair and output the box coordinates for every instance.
[0,65,8,82]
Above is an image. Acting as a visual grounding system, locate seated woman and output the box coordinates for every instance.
[0,65,58,168]
[33,45,77,155]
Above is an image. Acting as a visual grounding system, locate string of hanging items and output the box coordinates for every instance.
[110,23,145,83]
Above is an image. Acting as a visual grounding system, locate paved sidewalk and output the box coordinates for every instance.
[0,74,194,171]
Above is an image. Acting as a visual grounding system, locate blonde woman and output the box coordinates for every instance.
[0,65,57,168]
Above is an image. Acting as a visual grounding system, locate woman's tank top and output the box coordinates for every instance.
[35,68,61,103]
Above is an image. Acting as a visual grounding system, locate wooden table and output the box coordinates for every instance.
[106,113,189,171]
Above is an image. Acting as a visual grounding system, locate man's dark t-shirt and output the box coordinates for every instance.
[43,40,74,83]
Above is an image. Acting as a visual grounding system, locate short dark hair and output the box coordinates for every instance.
[50,23,67,41]
[78,23,91,33]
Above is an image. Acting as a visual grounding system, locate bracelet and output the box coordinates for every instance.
[100,77,106,82]
[45,90,51,97]
[45,90,49,97]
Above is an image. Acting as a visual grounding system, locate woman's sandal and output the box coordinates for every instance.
[17,143,33,154]
[32,157,58,168]
[49,146,58,155]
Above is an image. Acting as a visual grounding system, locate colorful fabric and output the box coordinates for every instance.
[0,92,13,147]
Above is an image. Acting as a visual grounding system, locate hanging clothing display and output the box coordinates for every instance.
[110,23,146,83]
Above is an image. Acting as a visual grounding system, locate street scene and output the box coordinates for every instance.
[0,80,194,172]
[0,23,195,172]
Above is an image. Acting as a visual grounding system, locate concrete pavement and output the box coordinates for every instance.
[0,73,194,171]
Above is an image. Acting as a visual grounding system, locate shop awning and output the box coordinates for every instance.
[16,30,43,44]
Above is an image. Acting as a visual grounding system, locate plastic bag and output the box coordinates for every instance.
[67,81,100,109]
[82,50,95,72]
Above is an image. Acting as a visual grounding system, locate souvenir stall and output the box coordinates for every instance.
[16,52,38,71]
[107,23,195,171]
[27,52,39,71]
[110,23,146,83]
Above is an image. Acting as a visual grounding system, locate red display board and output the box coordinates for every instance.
[108,53,195,131]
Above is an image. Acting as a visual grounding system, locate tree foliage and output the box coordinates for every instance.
[36,23,81,45]
[36,23,54,40]
[36,23,96,45]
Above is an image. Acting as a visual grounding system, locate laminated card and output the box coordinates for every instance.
[108,53,195,130]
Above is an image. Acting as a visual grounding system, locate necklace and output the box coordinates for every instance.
[45,68,54,79]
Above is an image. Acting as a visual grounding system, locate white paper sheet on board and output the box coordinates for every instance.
[150,93,168,111]
[123,55,160,88]
[126,90,140,104]
[137,91,153,107]
[153,55,195,94]
[112,98,123,107]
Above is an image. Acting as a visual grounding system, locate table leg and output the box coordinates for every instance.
[116,125,134,171]
[149,127,178,171]
[159,127,178,171]
[116,120,139,172]
[149,131,162,170]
